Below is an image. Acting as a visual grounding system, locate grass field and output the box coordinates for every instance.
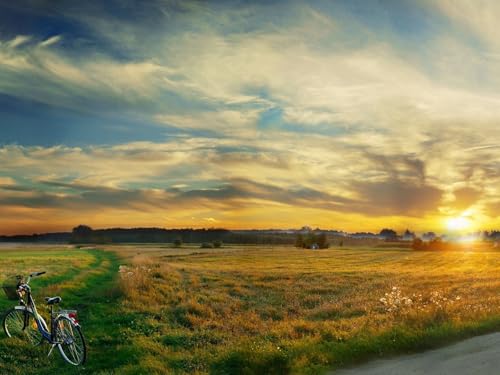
[0,244,499,374]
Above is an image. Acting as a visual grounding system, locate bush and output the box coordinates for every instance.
[213,240,223,248]
[200,242,214,249]
[173,238,182,247]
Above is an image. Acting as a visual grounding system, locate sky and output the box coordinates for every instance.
[2,0,500,235]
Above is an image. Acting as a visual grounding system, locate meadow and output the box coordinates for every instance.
[0,244,499,374]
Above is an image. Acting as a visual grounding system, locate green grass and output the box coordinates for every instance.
[0,245,500,374]
[0,248,127,374]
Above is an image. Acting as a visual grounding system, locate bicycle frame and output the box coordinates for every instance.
[16,278,79,345]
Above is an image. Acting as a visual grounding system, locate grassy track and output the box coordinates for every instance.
[0,248,127,374]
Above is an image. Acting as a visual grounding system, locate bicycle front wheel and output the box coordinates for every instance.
[55,316,86,365]
[3,308,43,346]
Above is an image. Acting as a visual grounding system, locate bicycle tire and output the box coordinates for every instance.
[55,315,87,365]
[3,308,43,346]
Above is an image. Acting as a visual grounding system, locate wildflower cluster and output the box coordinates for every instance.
[429,291,460,309]
[379,287,462,314]
[118,265,152,278]
[379,287,413,313]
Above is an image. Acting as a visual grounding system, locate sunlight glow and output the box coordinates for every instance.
[446,216,472,232]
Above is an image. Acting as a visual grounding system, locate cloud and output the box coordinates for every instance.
[155,109,263,137]
[452,187,482,211]
[39,35,62,47]
[431,1,500,50]
[352,179,443,217]
[7,35,31,48]
[0,35,170,112]
[0,177,15,186]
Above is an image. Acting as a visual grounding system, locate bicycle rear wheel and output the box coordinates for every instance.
[3,308,43,346]
[55,316,86,365]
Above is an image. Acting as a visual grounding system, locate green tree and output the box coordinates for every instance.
[70,225,93,243]
[295,234,304,248]
[379,228,397,240]
[317,233,329,249]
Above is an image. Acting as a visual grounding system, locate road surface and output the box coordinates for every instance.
[334,332,500,375]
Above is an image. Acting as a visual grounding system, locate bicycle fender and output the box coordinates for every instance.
[56,313,80,327]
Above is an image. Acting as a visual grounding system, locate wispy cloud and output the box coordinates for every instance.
[7,35,31,48]
[39,35,62,47]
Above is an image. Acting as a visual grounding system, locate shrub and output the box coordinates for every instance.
[201,242,214,249]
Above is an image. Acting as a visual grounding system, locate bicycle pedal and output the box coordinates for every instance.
[47,344,57,357]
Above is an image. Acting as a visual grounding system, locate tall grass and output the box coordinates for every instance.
[115,246,500,373]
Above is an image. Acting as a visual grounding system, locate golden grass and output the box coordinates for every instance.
[114,245,500,373]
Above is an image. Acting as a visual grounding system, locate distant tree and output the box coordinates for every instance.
[339,240,343,247]
[72,225,93,236]
[200,242,214,248]
[403,229,415,240]
[316,233,329,249]
[379,228,397,240]
[173,238,182,247]
[213,240,222,248]
[303,233,317,248]
[70,225,93,243]
[422,232,436,241]
[295,234,304,248]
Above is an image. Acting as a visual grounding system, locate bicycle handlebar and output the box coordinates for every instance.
[21,271,46,286]
[30,271,46,277]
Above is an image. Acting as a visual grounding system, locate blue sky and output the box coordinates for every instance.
[2,0,500,234]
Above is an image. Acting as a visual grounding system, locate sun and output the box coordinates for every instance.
[446,216,472,231]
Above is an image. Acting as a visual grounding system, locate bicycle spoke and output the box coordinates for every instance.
[4,309,42,346]
[56,317,86,365]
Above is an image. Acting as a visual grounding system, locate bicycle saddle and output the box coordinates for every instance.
[45,296,62,305]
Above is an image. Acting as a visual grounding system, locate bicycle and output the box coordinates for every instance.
[2,271,87,366]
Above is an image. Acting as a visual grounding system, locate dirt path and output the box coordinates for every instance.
[334,332,500,375]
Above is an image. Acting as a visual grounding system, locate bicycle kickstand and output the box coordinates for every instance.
[47,343,57,358]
